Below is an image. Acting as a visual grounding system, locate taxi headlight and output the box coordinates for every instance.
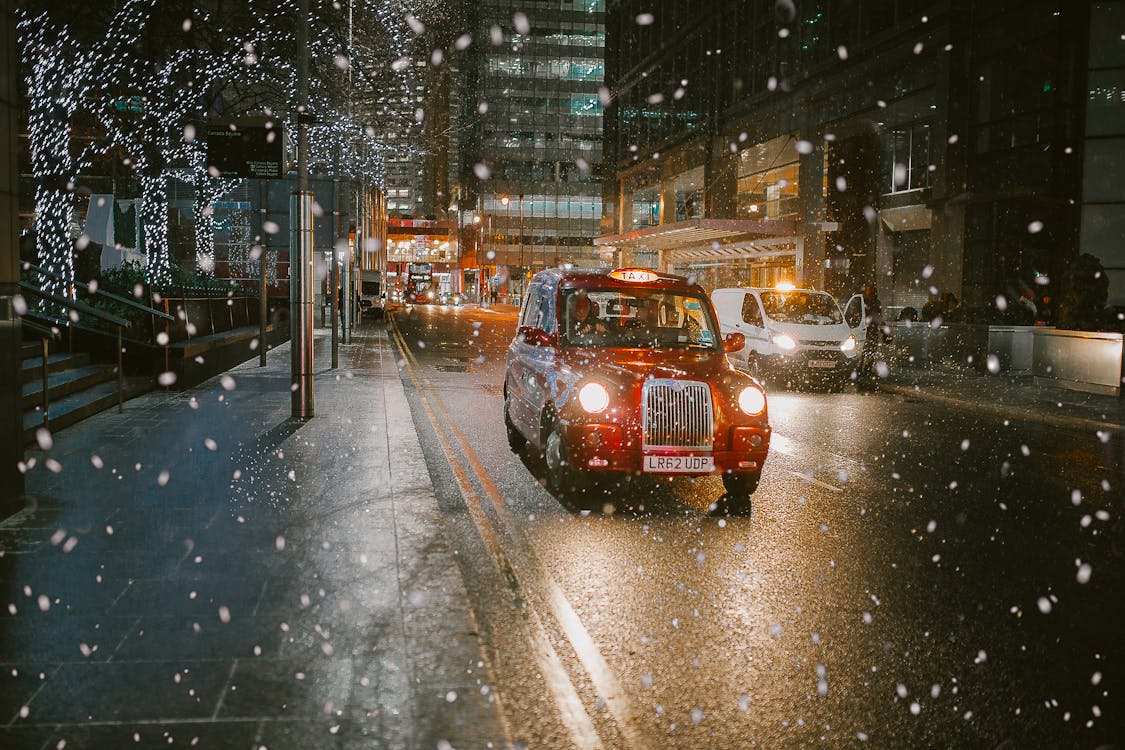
[578,382,610,414]
[840,335,857,352]
[773,332,797,351]
[738,385,767,416]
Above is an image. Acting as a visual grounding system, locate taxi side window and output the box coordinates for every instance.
[741,294,764,326]
[535,289,555,332]
[521,288,541,327]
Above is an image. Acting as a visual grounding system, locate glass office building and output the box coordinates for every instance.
[458,0,608,296]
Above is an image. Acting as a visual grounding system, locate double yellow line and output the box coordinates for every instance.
[386,314,649,750]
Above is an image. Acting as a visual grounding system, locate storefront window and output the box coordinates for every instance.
[674,167,705,221]
[881,122,932,193]
[737,135,801,219]
[631,184,660,228]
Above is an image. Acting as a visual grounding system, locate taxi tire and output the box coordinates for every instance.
[504,394,527,454]
[718,472,760,515]
[544,424,589,501]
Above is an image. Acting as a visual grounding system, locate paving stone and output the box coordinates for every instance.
[10,327,504,744]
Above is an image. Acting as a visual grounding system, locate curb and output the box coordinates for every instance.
[877,381,1125,436]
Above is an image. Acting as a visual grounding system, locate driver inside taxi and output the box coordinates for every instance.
[570,293,607,337]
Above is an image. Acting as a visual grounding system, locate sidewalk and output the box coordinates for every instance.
[878,365,1125,434]
[1,325,505,749]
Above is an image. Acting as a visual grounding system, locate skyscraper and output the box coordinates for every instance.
[456,0,608,299]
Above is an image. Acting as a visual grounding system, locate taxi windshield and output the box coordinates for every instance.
[559,288,720,350]
[759,291,843,325]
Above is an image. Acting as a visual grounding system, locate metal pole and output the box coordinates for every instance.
[259,244,268,367]
[259,179,269,367]
[343,191,353,344]
[342,237,351,346]
[332,147,341,368]
[290,0,314,419]
[116,326,123,413]
[40,338,48,428]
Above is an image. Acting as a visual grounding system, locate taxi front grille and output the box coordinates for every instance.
[642,379,713,449]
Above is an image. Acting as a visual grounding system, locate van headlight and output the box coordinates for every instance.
[738,385,767,416]
[578,382,610,414]
[772,332,797,351]
[840,335,856,352]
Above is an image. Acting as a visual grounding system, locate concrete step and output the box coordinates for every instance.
[21,364,117,411]
[20,352,91,384]
[23,376,154,444]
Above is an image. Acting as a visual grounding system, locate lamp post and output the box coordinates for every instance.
[451,201,462,296]
[501,195,511,266]
[290,0,314,420]
[473,214,485,304]
[501,195,512,300]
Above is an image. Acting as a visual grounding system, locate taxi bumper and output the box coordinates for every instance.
[562,422,771,476]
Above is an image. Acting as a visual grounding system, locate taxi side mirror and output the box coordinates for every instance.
[723,332,746,353]
[517,325,556,347]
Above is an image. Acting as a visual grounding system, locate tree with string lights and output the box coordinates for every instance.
[19,0,434,295]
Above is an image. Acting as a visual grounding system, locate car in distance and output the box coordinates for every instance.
[504,267,771,513]
[439,291,464,306]
[711,283,867,388]
[359,271,385,318]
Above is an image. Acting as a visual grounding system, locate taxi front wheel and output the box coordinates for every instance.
[716,472,760,515]
[545,425,589,500]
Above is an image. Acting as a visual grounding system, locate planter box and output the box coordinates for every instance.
[891,323,1042,373]
[986,325,1039,372]
[1033,328,1123,396]
[890,322,988,372]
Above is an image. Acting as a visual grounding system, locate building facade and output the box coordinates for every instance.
[601,0,1125,316]
[455,0,609,298]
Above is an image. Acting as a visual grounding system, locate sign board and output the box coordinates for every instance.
[206,116,285,179]
[609,268,659,283]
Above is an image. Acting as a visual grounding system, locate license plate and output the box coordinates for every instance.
[643,454,715,473]
[807,359,836,369]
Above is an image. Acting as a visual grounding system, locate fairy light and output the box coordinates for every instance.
[18,0,430,293]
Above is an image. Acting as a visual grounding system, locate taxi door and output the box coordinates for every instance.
[508,285,556,445]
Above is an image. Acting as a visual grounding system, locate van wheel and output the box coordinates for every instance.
[504,392,526,454]
[714,472,760,516]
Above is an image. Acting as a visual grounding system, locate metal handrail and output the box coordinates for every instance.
[22,262,174,321]
[18,279,130,422]
[19,281,131,328]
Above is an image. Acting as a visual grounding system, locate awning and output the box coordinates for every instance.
[595,218,799,253]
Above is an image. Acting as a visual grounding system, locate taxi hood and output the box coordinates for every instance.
[558,346,736,385]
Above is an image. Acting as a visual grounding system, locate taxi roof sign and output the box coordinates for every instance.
[609,268,659,283]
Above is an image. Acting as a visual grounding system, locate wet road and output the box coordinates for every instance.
[391,302,1125,749]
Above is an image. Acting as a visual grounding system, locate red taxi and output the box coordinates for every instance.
[503,267,771,513]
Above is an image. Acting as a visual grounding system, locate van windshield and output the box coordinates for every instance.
[559,288,720,350]
[759,291,843,325]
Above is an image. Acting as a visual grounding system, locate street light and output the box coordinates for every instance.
[474,213,491,302]
[500,195,512,299]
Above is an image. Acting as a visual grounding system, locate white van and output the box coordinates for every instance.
[711,284,867,386]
